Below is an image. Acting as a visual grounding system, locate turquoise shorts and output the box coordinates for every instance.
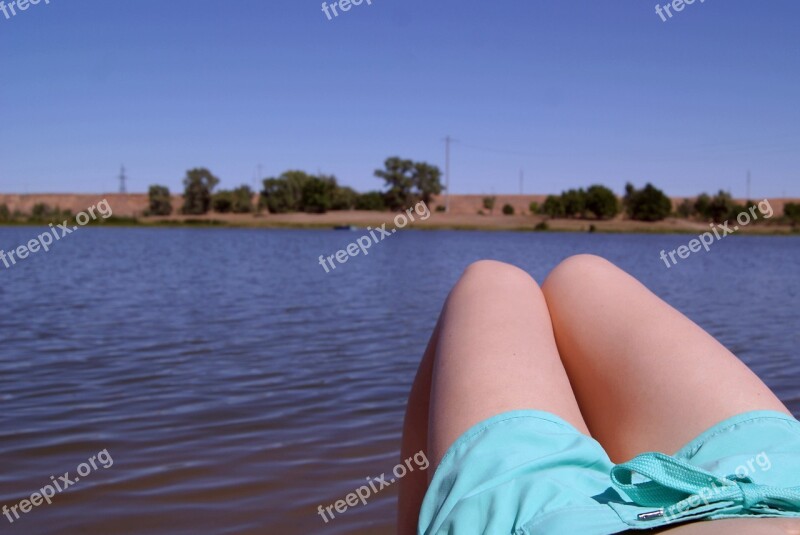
[419,410,800,534]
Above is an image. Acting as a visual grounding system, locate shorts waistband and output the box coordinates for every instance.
[675,410,800,459]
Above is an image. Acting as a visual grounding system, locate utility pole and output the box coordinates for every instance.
[118,165,127,194]
[746,170,751,200]
[444,135,451,213]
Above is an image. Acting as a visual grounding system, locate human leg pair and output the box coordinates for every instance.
[398,256,792,534]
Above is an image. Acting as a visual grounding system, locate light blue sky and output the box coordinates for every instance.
[1,0,798,198]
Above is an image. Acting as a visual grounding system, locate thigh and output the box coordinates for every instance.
[661,518,800,534]
[541,254,791,463]
[428,260,589,469]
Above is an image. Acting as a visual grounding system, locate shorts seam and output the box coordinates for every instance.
[677,413,800,459]
[516,504,621,534]
[435,411,581,471]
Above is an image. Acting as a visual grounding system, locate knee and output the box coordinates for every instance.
[458,259,537,289]
[543,254,615,295]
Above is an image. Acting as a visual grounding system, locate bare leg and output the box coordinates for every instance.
[397,320,438,535]
[542,255,800,534]
[541,254,791,462]
[397,260,589,534]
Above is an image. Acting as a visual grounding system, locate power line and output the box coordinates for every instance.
[455,141,543,158]
[118,165,127,194]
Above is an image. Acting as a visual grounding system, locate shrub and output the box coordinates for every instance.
[529,201,539,215]
[300,176,337,214]
[331,186,358,211]
[676,198,694,218]
[784,202,800,224]
[502,203,515,215]
[212,191,234,213]
[624,183,671,222]
[355,191,386,211]
[541,195,565,218]
[584,185,619,220]
[28,203,72,223]
[483,196,496,215]
[0,204,10,222]
[706,191,737,223]
[31,203,52,220]
[211,186,253,214]
[260,171,310,213]
[693,193,711,219]
[561,188,586,218]
[148,185,173,216]
[231,185,255,213]
[534,221,549,231]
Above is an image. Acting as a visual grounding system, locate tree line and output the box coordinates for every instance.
[139,162,800,227]
[146,157,442,216]
[482,183,797,224]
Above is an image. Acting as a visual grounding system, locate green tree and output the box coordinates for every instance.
[376,157,414,210]
[784,202,800,224]
[260,171,313,213]
[212,190,234,213]
[541,195,565,218]
[624,183,672,222]
[676,198,694,218]
[0,204,11,222]
[413,162,444,205]
[300,175,337,213]
[694,193,711,219]
[585,185,619,220]
[529,201,539,214]
[332,186,358,211]
[355,191,386,211]
[706,190,737,223]
[375,157,443,210]
[483,196,497,215]
[182,168,220,215]
[562,188,587,218]
[148,185,173,216]
[231,185,254,213]
[502,203,515,215]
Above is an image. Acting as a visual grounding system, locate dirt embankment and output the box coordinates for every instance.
[0,193,180,217]
[1,193,797,234]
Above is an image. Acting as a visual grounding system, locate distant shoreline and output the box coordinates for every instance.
[1,193,798,235]
[1,211,797,235]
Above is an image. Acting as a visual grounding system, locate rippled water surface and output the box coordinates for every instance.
[0,228,798,534]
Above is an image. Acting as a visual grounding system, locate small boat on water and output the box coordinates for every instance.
[333,225,359,231]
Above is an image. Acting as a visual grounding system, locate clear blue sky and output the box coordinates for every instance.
[1,0,798,198]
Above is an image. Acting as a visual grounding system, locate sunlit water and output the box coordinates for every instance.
[0,227,797,534]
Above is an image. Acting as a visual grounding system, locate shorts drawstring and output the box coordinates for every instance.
[611,451,800,523]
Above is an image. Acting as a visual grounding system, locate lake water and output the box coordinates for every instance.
[0,227,798,534]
